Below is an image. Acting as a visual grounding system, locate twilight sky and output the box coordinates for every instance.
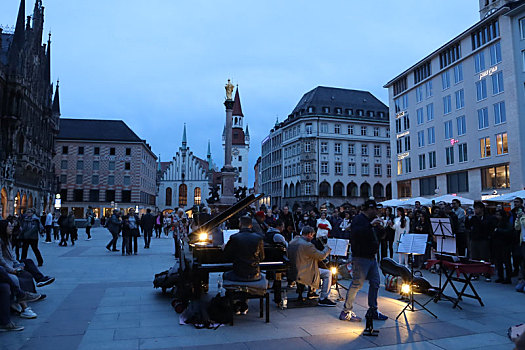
[1,0,480,185]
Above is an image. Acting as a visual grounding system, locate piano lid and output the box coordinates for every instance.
[195,193,264,235]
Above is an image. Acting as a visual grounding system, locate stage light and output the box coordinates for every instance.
[198,232,208,242]
[330,266,338,275]
[401,283,411,295]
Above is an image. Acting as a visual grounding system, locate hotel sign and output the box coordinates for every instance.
[397,131,409,139]
[395,111,406,119]
[479,66,498,80]
[397,152,410,160]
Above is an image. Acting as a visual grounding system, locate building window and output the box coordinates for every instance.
[457,116,466,136]
[62,146,68,154]
[494,101,506,124]
[361,144,368,156]
[425,81,433,98]
[476,79,487,101]
[455,89,464,109]
[426,127,434,145]
[92,175,99,185]
[77,160,84,170]
[496,132,508,155]
[444,120,453,139]
[362,163,369,176]
[398,180,412,198]
[76,175,83,185]
[238,155,242,161]
[305,183,312,195]
[386,129,390,138]
[419,154,426,170]
[109,161,115,171]
[73,189,83,202]
[321,162,329,174]
[397,160,403,175]
[442,71,450,90]
[94,147,100,155]
[440,43,461,69]
[458,143,468,162]
[361,126,367,136]
[492,71,504,94]
[478,108,489,129]
[194,187,201,205]
[417,108,424,125]
[123,176,130,186]
[404,158,412,173]
[397,139,403,154]
[480,137,491,158]
[426,103,434,121]
[334,124,341,134]
[404,136,411,152]
[321,142,328,153]
[443,95,452,115]
[521,17,525,39]
[322,107,330,114]
[471,20,499,50]
[393,76,408,96]
[348,144,355,155]
[387,145,391,157]
[89,190,99,202]
[481,164,510,189]
[125,162,131,170]
[416,86,423,103]
[78,146,84,155]
[348,163,356,175]
[108,175,115,185]
[420,176,437,196]
[387,164,391,177]
[60,174,67,183]
[334,143,342,154]
[374,145,381,157]
[165,187,172,206]
[373,127,380,136]
[454,63,463,84]
[93,161,99,171]
[348,125,354,135]
[429,151,437,168]
[394,98,401,113]
[126,148,131,156]
[122,190,131,203]
[374,164,382,176]
[304,142,311,152]
[306,123,312,135]
[61,160,68,169]
[238,166,242,172]
[320,123,328,133]
[178,184,187,207]
[447,171,469,193]
[110,147,116,155]
[335,162,342,175]
[106,190,116,202]
[414,61,431,84]
[304,162,312,173]
[418,131,425,147]
[475,52,485,73]
[490,42,502,66]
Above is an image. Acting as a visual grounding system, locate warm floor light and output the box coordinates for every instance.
[401,283,411,295]
[330,267,338,275]
[198,232,208,241]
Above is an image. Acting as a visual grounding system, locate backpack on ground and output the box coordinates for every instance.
[384,274,401,293]
[207,294,233,325]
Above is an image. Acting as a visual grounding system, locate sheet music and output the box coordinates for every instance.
[430,218,454,237]
[436,237,456,254]
[222,229,239,244]
[397,234,427,255]
[327,238,349,257]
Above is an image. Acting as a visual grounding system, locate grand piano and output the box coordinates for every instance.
[183,194,288,298]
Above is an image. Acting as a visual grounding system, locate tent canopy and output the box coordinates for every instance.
[423,194,474,206]
[485,190,525,203]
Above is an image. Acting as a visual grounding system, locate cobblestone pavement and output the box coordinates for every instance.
[1,227,520,349]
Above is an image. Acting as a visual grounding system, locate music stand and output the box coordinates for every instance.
[430,218,457,306]
[327,238,349,300]
[395,234,437,320]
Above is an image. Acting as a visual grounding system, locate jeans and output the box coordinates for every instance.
[21,239,43,266]
[122,236,130,254]
[107,231,119,251]
[143,229,152,247]
[20,259,44,282]
[319,268,332,299]
[0,267,23,299]
[45,225,52,242]
[0,283,11,326]
[53,226,60,241]
[86,226,91,239]
[343,257,380,313]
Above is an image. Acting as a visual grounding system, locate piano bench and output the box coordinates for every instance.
[224,287,270,324]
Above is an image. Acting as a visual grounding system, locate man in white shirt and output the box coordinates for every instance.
[44,211,53,243]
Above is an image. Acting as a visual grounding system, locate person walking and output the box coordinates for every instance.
[58,211,76,247]
[85,207,94,241]
[105,210,121,252]
[19,209,44,267]
[52,212,60,242]
[44,211,53,243]
[141,209,155,249]
[339,200,388,322]
[154,212,163,238]
[122,209,140,255]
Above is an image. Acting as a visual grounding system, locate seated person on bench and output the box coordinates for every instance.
[288,226,335,307]
[223,216,266,314]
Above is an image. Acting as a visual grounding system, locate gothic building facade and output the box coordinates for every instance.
[0,0,60,218]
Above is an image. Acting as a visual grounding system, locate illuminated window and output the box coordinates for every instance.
[165,187,172,206]
[480,137,491,158]
[178,184,187,207]
[481,164,510,190]
[194,187,201,205]
[496,132,508,155]
[397,160,403,175]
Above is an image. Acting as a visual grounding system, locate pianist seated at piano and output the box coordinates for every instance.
[288,226,336,307]
[223,216,267,314]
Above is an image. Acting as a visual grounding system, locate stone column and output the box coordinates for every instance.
[220,98,236,204]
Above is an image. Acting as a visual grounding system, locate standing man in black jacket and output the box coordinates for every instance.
[340,200,388,322]
[141,209,155,249]
[466,201,495,281]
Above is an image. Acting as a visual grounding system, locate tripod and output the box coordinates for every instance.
[396,254,437,320]
[329,258,348,301]
[431,220,459,308]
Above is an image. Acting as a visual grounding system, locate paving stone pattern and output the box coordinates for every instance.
[0,227,520,349]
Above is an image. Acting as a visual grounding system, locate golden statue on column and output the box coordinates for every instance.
[225,79,234,100]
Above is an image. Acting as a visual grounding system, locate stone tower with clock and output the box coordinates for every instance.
[222,87,250,189]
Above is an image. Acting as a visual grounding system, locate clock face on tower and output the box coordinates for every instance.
[232,148,239,156]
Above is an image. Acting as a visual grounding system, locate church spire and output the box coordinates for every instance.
[157,154,161,171]
[182,123,187,150]
[52,80,60,117]
[46,32,51,84]
[207,140,211,157]
[13,0,26,48]
[232,87,243,117]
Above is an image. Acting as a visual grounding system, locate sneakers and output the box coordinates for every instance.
[307,292,320,299]
[339,310,362,322]
[36,276,55,288]
[371,310,389,321]
[86,237,92,241]
[44,241,52,244]
[18,292,41,303]
[0,322,24,332]
[234,302,249,315]
[20,307,37,319]
[318,298,337,307]
[11,303,22,314]
[485,277,491,282]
